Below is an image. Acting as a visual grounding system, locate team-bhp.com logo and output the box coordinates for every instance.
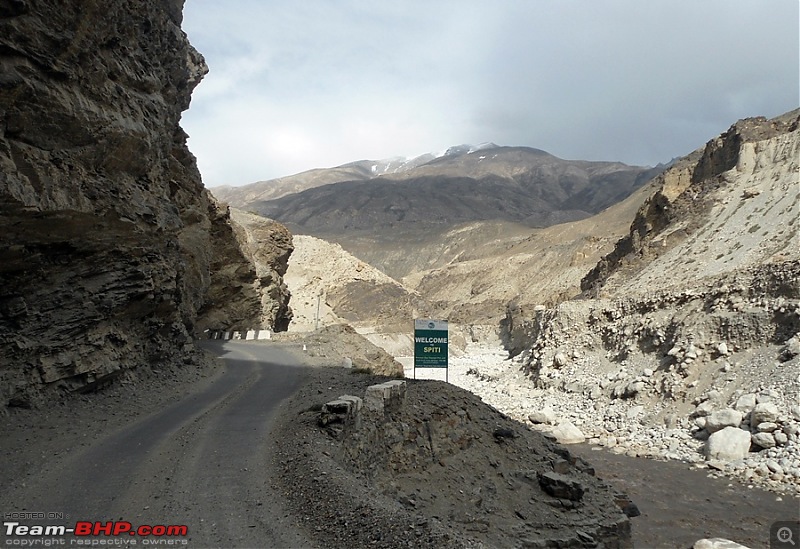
[4,521,189,546]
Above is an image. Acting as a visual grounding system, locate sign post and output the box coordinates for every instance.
[414,319,449,382]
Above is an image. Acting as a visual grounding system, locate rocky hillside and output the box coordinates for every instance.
[214,146,661,279]
[0,1,292,407]
[581,111,799,296]
[251,147,659,233]
[483,111,800,492]
[409,183,653,325]
[284,233,423,332]
[509,110,799,375]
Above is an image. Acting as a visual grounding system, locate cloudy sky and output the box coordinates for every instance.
[181,1,799,187]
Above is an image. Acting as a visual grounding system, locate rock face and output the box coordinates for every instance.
[0,1,292,407]
[581,111,799,297]
[220,209,293,332]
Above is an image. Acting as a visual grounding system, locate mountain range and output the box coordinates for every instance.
[213,145,663,278]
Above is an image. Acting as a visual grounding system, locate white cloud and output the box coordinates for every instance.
[182,0,799,186]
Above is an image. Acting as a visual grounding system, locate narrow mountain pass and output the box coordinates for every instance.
[1,342,313,548]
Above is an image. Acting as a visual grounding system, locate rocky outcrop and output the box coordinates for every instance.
[198,208,293,332]
[284,233,420,332]
[581,110,800,296]
[0,1,291,407]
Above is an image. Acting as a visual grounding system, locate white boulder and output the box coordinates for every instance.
[693,538,751,549]
[705,427,751,461]
[734,394,757,413]
[550,421,585,444]
[528,408,558,425]
[750,402,779,426]
[751,432,776,449]
[705,409,744,434]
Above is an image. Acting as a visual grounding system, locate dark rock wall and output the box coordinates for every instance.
[0,1,289,406]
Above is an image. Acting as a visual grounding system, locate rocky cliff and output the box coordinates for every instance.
[0,0,291,407]
[581,111,800,296]
[508,110,799,366]
[497,112,800,467]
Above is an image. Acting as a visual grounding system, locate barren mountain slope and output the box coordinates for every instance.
[284,234,424,333]
[252,147,658,232]
[212,153,443,206]
[212,164,375,205]
[235,147,661,280]
[328,219,536,280]
[279,176,652,331]
[407,183,654,325]
[583,110,800,296]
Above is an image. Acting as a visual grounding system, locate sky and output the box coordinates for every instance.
[181,0,799,187]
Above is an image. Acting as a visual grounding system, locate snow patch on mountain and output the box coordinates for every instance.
[369,143,501,176]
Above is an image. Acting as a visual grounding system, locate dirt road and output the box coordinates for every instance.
[1,341,311,548]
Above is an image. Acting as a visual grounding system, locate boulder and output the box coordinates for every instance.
[781,334,800,361]
[693,539,752,549]
[694,401,715,417]
[705,409,744,434]
[550,421,586,444]
[705,427,751,461]
[750,402,779,426]
[751,432,776,449]
[528,408,558,425]
[734,393,757,413]
[538,472,585,501]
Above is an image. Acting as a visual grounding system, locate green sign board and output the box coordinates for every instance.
[414,319,448,369]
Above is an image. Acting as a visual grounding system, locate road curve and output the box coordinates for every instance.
[2,341,312,548]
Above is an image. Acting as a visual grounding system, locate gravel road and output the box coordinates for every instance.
[0,341,313,548]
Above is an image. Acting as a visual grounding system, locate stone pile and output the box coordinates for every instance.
[450,344,800,495]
